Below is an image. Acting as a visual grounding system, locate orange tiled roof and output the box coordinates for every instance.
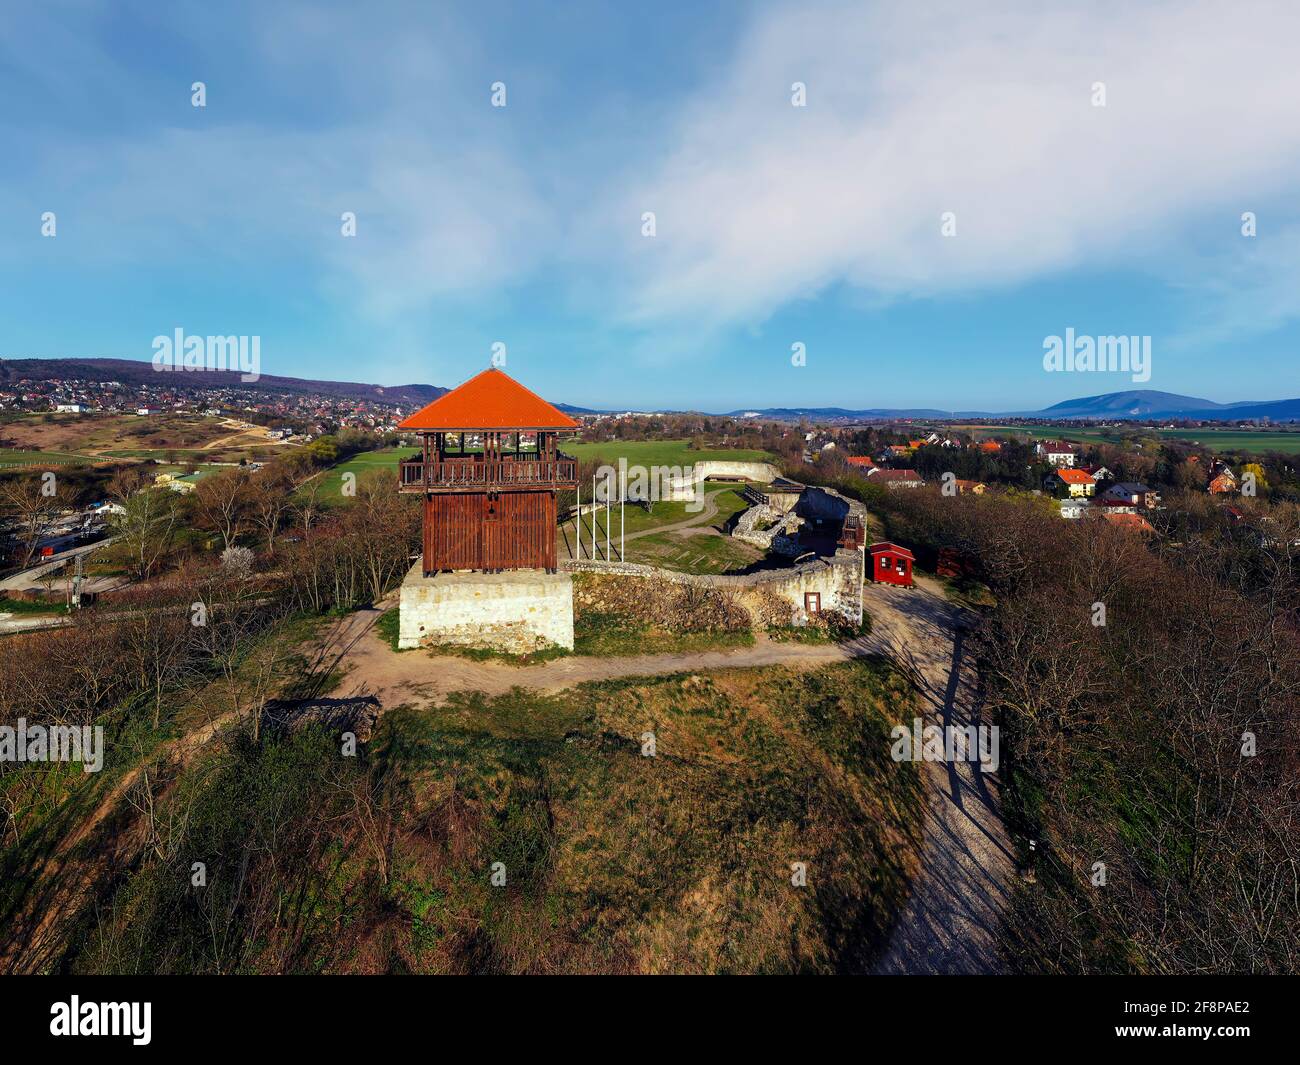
[1053,468,1096,484]
[398,368,580,431]
[1101,512,1155,532]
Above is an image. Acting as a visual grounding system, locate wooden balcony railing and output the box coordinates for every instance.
[399,456,578,492]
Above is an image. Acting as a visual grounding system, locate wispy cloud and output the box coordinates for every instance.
[607,0,1300,331]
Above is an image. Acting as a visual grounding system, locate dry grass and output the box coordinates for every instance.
[354,660,924,974]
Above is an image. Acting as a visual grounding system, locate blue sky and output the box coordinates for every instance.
[3,0,1300,412]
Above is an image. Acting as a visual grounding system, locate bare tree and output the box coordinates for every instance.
[0,472,73,568]
[193,469,252,550]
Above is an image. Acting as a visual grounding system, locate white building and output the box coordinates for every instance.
[1037,441,1077,467]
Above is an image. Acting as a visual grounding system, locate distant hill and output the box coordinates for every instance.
[0,357,447,409]
[1174,399,1300,421]
[5,359,1299,422]
[1032,389,1226,418]
[1030,390,1300,421]
[730,390,1300,423]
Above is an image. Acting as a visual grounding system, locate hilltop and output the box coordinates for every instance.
[0,357,446,409]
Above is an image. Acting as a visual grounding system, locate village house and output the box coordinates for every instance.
[1080,464,1113,482]
[1059,498,1089,519]
[867,468,925,489]
[845,455,877,471]
[1101,511,1156,534]
[952,479,987,495]
[1100,482,1160,509]
[1208,463,1237,494]
[1044,467,1096,498]
[1036,441,1077,467]
[1092,497,1138,515]
[153,472,198,494]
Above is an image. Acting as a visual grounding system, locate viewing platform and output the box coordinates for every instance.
[398,455,577,493]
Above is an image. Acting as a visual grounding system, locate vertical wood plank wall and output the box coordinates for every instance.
[423,490,557,573]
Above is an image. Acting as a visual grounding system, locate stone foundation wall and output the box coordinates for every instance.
[661,459,784,501]
[731,503,799,549]
[398,564,575,652]
[565,549,862,628]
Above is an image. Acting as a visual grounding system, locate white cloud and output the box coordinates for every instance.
[611,0,1300,329]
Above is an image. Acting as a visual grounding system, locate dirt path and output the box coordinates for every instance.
[861,575,1014,975]
[316,597,858,708]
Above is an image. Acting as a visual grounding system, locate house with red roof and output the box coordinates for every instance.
[866,468,925,489]
[1208,467,1238,494]
[1036,441,1077,467]
[1044,467,1096,498]
[1101,511,1155,534]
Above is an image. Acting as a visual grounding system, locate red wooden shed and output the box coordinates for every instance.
[868,541,915,587]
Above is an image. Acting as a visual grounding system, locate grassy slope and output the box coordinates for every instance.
[0,448,91,465]
[65,659,923,974]
[308,446,418,505]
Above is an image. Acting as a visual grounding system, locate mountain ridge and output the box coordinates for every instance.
[3,359,1298,422]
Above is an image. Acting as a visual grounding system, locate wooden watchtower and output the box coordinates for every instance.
[397,368,579,574]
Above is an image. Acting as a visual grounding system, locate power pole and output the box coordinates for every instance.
[72,552,84,609]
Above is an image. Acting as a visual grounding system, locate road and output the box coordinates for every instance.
[0,536,120,593]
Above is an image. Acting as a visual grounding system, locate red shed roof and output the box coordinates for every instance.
[868,541,916,561]
[398,368,580,431]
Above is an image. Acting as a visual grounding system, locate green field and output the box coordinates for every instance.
[0,448,91,467]
[958,424,1300,456]
[626,529,765,574]
[309,446,418,503]
[581,482,754,538]
[566,438,775,467]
